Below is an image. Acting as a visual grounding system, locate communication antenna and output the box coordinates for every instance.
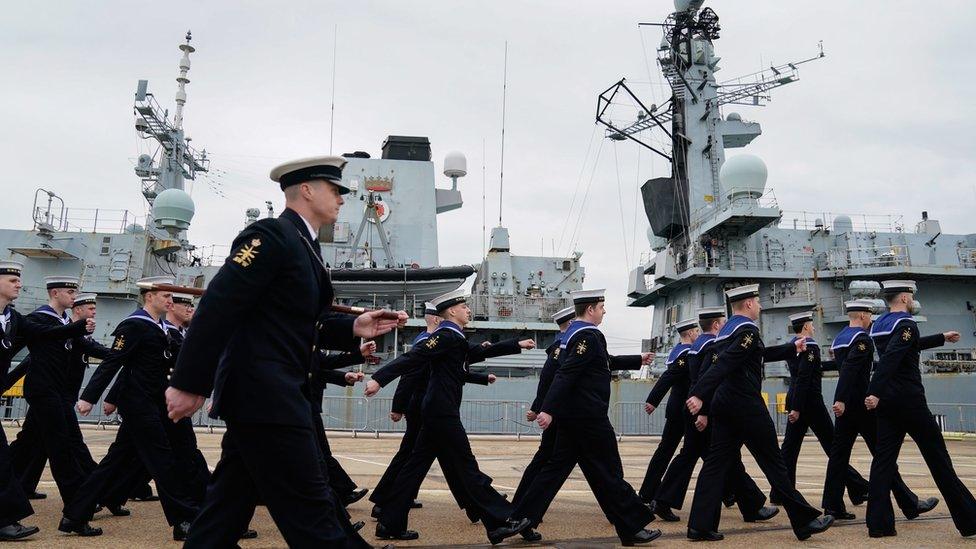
[498,41,508,226]
[329,25,338,154]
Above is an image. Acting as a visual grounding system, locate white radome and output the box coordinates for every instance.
[720,154,768,200]
[443,151,467,178]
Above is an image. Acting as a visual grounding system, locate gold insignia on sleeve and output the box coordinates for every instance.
[576,341,588,355]
[677,359,685,367]
[901,329,912,341]
[740,333,754,348]
[553,348,560,359]
[807,353,815,362]
[231,239,261,268]
[425,336,438,349]
[712,354,719,363]
[112,335,125,351]
[857,342,867,351]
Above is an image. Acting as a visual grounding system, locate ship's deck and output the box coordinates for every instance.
[6,424,976,547]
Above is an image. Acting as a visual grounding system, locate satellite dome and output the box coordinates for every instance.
[833,214,853,234]
[152,188,195,235]
[443,151,467,178]
[720,154,768,201]
[726,112,742,121]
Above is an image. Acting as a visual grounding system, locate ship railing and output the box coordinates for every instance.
[57,208,144,234]
[779,211,905,233]
[957,248,976,269]
[467,294,574,323]
[680,245,814,274]
[687,188,781,232]
[195,244,232,266]
[827,244,911,270]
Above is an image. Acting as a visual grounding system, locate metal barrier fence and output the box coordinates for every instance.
[2,396,974,437]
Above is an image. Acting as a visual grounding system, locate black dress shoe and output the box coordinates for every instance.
[410,499,423,509]
[824,509,855,520]
[488,518,531,545]
[130,494,160,502]
[58,517,103,537]
[621,528,662,546]
[849,491,868,506]
[173,521,191,541]
[905,496,939,519]
[240,528,258,539]
[351,520,365,532]
[0,522,40,540]
[722,494,736,508]
[27,491,46,500]
[868,528,897,538]
[795,515,834,541]
[652,503,680,522]
[743,506,779,522]
[94,504,104,513]
[521,527,542,542]
[375,523,419,540]
[343,488,369,506]
[371,505,382,519]
[108,505,131,517]
[687,528,724,541]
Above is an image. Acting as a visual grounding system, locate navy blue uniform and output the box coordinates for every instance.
[688,316,821,536]
[169,208,366,548]
[865,313,976,536]
[311,350,366,499]
[638,343,690,501]
[512,321,653,542]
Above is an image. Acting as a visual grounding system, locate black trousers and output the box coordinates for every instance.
[512,417,653,540]
[12,396,89,510]
[0,425,33,528]
[822,407,918,514]
[774,399,869,502]
[9,409,45,494]
[655,414,765,514]
[689,413,821,535]
[378,415,512,535]
[369,412,476,511]
[638,413,683,501]
[866,404,976,536]
[312,412,357,499]
[63,409,198,526]
[184,422,367,548]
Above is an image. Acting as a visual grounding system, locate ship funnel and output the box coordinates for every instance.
[152,188,195,235]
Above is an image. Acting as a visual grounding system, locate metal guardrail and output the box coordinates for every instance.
[2,396,973,437]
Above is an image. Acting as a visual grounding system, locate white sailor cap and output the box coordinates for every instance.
[788,311,814,328]
[844,299,873,313]
[44,276,80,290]
[571,289,606,305]
[423,302,439,316]
[72,293,97,306]
[551,306,575,325]
[880,280,916,295]
[270,155,350,194]
[697,307,725,321]
[0,260,24,276]
[725,283,759,303]
[172,293,195,305]
[675,318,698,333]
[430,288,469,313]
[136,276,176,294]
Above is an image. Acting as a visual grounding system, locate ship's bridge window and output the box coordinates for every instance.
[100,236,111,256]
[561,260,571,271]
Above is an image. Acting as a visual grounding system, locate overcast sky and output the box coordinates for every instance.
[2,1,974,352]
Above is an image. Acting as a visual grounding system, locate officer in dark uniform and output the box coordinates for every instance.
[61,277,199,538]
[0,261,92,540]
[512,289,662,547]
[864,280,976,538]
[165,155,405,548]
[686,284,833,541]
[364,288,532,544]
[652,308,772,523]
[822,299,933,521]
[639,317,697,507]
[772,311,869,506]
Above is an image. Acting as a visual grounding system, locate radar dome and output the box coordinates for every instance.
[152,188,195,235]
[443,151,467,178]
[726,112,742,121]
[833,214,853,234]
[720,154,768,201]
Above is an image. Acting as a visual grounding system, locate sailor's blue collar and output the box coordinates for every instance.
[412,331,431,345]
[34,304,69,323]
[560,320,600,349]
[715,315,758,341]
[126,308,167,332]
[666,343,692,364]
[870,311,914,337]
[689,333,716,354]
[831,326,868,350]
[0,305,10,318]
[790,335,818,347]
[434,320,464,338]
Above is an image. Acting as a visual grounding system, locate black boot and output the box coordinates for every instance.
[410,499,423,508]
[240,528,258,539]
[343,488,369,506]
[108,505,131,517]
[824,508,855,520]
[722,494,736,508]
[795,515,834,541]
[371,505,382,519]
[521,527,542,542]
[652,502,680,522]
[869,528,897,538]
[58,517,103,537]
[849,491,868,506]
[27,491,46,500]
[621,528,663,546]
